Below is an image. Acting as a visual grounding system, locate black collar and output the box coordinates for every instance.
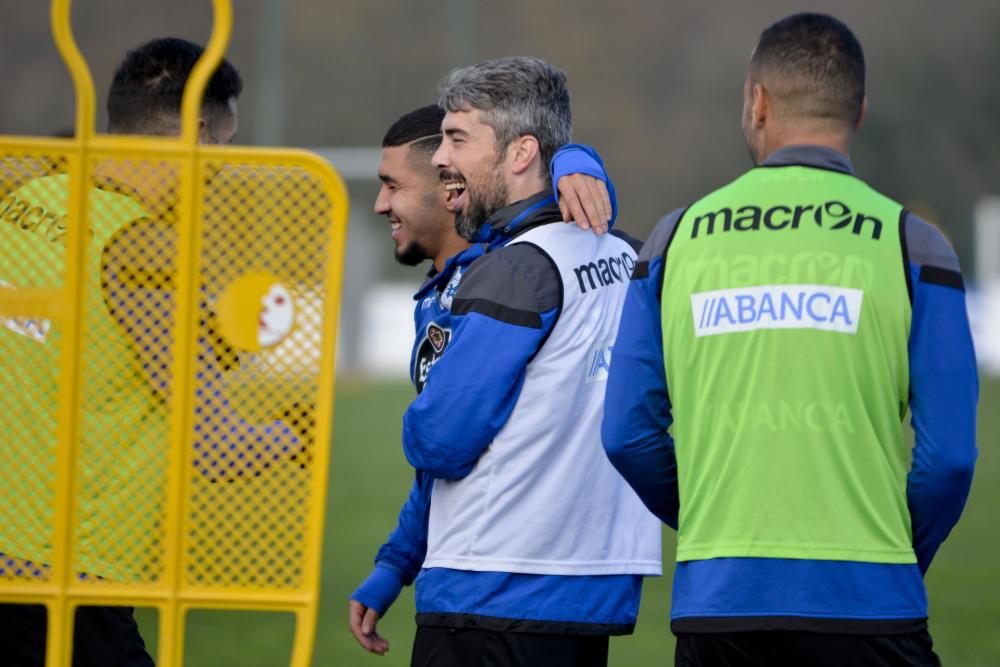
[483,190,563,244]
[759,145,855,175]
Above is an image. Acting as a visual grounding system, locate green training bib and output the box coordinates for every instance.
[661,165,914,564]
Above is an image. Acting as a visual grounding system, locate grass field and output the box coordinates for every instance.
[139,376,999,666]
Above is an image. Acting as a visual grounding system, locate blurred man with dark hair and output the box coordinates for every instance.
[348,102,633,661]
[107,36,242,143]
[0,37,287,667]
[603,13,977,666]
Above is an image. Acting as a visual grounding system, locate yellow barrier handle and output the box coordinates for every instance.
[180,0,234,145]
[159,3,235,664]
[48,3,96,666]
[50,0,95,141]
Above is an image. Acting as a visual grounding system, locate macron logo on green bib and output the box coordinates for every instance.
[689,200,883,240]
[691,284,863,337]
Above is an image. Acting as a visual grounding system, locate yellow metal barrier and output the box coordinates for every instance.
[0,1,348,665]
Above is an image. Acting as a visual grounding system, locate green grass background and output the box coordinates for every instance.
[138,376,999,666]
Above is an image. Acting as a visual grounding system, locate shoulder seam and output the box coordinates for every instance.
[657,206,689,298]
[511,241,563,362]
[451,243,559,325]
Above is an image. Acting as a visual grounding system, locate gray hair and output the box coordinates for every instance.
[439,56,571,179]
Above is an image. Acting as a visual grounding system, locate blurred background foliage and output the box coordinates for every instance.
[1,0,997,269]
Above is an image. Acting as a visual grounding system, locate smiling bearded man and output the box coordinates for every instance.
[379,58,662,667]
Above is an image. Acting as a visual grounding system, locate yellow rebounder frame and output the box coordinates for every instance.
[0,1,348,665]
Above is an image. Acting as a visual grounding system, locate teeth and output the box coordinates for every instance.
[444,182,466,191]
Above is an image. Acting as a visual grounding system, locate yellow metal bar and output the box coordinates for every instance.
[0,138,346,166]
[84,590,310,604]
[48,2,94,665]
[0,586,61,601]
[0,136,79,153]
[51,0,94,142]
[0,288,64,318]
[161,5,235,664]
[179,0,233,146]
[157,112,195,667]
[0,585,312,607]
[65,590,313,607]
[290,608,318,667]
[46,600,72,667]
[160,152,204,667]
[292,160,349,667]
[0,135,349,160]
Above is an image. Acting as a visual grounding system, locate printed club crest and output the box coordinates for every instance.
[439,268,463,310]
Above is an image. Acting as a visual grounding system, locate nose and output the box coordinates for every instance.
[431,141,449,170]
[374,184,390,215]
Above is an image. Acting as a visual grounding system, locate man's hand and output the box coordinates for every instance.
[557,173,612,235]
[349,599,390,655]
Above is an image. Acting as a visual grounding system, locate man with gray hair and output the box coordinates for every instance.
[348,106,626,658]
[380,57,661,667]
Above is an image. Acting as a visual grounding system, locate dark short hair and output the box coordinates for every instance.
[107,37,243,135]
[750,13,865,126]
[382,104,446,158]
[439,56,571,180]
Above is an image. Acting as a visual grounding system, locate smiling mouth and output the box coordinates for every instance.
[386,219,400,238]
[441,176,467,212]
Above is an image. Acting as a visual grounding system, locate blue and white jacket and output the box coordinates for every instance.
[353,145,662,635]
[602,145,979,634]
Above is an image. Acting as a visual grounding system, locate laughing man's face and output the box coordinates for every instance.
[374,144,453,265]
[432,108,509,242]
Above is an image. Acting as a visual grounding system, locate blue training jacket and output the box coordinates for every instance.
[352,145,648,635]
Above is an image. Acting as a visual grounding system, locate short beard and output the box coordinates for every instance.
[455,167,509,242]
[394,242,430,266]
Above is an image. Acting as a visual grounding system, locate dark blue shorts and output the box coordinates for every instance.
[675,629,941,667]
[411,625,610,667]
[0,603,154,667]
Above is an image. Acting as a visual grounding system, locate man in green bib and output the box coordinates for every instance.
[602,12,978,666]
[0,38,244,666]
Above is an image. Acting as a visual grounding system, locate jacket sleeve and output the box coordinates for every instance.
[601,210,684,528]
[549,143,619,228]
[904,214,978,574]
[402,245,560,479]
[350,470,433,615]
